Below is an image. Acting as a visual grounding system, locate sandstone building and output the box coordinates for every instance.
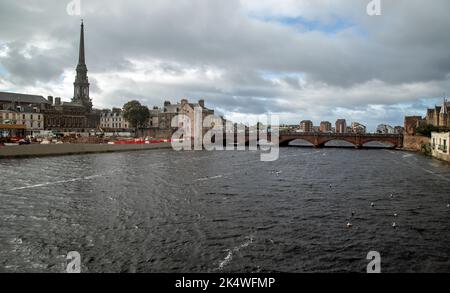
[336,119,347,134]
[299,120,313,133]
[426,98,450,128]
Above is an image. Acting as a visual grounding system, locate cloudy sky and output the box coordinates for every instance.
[0,0,449,130]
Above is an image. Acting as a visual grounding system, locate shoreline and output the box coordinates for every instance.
[0,143,173,159]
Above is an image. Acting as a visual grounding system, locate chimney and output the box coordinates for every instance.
[181,99,188,105]
[164,101,171,107]
[48,96,54,104]
[55,97,61,106]
[198,99,205,108]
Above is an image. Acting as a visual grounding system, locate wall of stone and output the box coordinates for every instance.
[402,135,430,152]
[136,129,174,139]
[0,143,172,159]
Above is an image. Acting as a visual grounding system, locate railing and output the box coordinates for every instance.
[279,131,402,137]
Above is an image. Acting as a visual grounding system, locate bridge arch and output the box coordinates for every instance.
[282,138,315,147]
[316,137,359,147]
[361,138,398,148]
[322,139,357,148]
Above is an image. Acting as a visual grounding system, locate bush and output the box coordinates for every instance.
[421,143,432,156]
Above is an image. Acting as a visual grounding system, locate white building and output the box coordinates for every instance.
[0,109,44,135]
[377,124,395,134]
[351,122,367,134]
[431,132,450,162]
[100,112,130,130]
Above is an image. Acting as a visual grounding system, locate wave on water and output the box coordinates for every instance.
[217,235,255,271]
[195,175,224,182]
[9,175,103,191]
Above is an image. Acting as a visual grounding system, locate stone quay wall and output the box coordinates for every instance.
[402,135,430,152]
[0,143,172,159]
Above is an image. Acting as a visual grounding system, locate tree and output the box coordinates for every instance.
[112,107,122,114]
[416,124,441,137]
[122,101,150,136]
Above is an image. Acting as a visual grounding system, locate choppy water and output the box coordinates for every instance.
[0,147,449,273]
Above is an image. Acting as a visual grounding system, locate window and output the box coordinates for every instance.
[23,114,26,120]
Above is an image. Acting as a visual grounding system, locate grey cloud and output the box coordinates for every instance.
[0,41,73,85]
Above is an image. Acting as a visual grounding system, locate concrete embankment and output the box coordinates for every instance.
[0,143,172,159]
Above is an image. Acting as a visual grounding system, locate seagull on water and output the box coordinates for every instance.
[271,170,282,176]
[371,202,375,207]
[392,222,397,229]
[347,223,353,228]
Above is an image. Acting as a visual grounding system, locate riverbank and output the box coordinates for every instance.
[0,142,172,159]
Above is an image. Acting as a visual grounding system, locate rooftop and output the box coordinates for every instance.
[0,92,50,105]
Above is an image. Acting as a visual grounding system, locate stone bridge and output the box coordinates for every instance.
[277,132,403,148]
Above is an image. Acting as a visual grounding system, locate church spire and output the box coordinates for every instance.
[440,97,448,115]
[78,19,85,65]
[73,20,91,110]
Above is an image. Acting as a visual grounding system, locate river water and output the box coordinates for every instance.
[0,147,449,273]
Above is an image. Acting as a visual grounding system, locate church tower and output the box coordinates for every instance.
[73,20,92,110]
[439,97,448,128]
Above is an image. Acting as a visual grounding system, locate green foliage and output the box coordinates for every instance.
[112,107,122,114]
[416,124,444,137]
[122,101,150,129]
[421,143,432,156]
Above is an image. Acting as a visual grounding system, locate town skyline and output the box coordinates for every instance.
[1,0,450,132]
[1,20,405,137]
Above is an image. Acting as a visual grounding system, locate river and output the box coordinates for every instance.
[0,147,449,272]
